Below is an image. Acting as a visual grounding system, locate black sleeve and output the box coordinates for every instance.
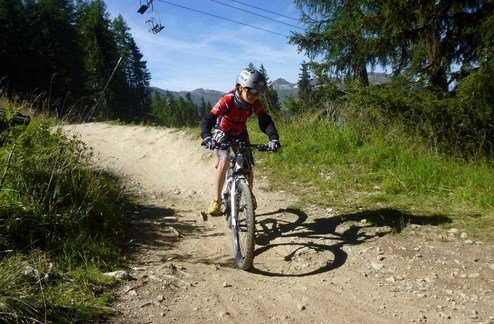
[258,113,279,141]
[200,112,217,139]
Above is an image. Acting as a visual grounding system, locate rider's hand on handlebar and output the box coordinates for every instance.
[202,136,216,150]
[268,139,281,152]
[212,130,227,143]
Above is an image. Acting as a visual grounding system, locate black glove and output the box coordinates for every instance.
[202,136,216,150]
[268,139,281,152]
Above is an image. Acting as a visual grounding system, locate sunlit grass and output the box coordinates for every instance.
[249,116,494,240]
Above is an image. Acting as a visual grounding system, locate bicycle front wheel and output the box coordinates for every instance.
[231,179,255,270]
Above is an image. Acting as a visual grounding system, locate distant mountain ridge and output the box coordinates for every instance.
[150,73,388,107]
[150,87,225,107]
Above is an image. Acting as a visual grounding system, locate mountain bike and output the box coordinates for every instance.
[206,139,273,270]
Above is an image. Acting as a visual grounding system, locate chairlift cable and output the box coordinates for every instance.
[156,0,289,38]
[226,0,299,22]
[211,0,303,30]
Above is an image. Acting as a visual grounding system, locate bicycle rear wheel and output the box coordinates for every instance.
[232,179,255,270]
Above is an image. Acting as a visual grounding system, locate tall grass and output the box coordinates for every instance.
[249,116,494,240]
[1,105,128,322]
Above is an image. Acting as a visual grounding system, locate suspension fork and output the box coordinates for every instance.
[230,177,238,229]
[230,175,249,229]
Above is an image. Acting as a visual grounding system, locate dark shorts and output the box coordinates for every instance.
[215,130,254,169]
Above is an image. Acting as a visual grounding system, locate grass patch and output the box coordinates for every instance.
[248,116,494,240]
[0,106,128,322]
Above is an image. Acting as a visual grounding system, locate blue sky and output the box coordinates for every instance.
[105,0,309,92]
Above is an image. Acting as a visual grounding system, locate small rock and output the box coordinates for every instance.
[297,304,306,311]
[156,295,164,302]
[223,282,232,288]
[218,311,230,317]
[460,232,469,239]
[448,228,459,234]
[464,239,474,245]
[104,270,134,281]
[468,273,480,278]
[24,266,39,279]
[165,227,182,237]
[371,262,384,270]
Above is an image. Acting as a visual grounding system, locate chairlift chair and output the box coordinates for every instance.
[152,24,164,34]
[146,10,165,34]
[137,0,153,14]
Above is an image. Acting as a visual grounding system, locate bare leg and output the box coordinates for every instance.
[214,158,229,201]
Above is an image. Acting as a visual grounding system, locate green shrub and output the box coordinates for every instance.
[342,76,493,157]
[0,118,127,322]
[0,121,126,258]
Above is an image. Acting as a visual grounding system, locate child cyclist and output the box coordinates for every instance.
[200,67,281,216]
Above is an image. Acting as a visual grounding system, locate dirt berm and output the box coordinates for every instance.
[63,122,493,324]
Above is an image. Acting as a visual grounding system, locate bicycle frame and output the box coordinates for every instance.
[204,139,271,270]
[225,151,250,230]
[222,142,250,224]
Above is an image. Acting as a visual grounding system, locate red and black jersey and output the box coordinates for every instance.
[211,91,265,136]
[200,90,279,141]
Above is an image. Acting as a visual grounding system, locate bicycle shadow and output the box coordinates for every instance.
[122,203,211,264]
[250,207,451,277]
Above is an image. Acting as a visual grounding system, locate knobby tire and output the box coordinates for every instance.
[232,179,255,270]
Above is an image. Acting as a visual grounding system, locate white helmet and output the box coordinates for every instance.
[235,68,266,92]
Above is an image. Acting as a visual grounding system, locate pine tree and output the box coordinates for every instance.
[297,63,312,105]
[0,0,32,95]
[1,0,88,112]
[199,95,208,117]
[291,0,494,92]
[290,0,369,86]
[78,0,127,120]
[35,0,86,112]
[112,15,151,120]
[258,64,281,115]
[150,90,163,122]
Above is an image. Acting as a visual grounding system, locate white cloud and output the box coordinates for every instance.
[106,0,308,91]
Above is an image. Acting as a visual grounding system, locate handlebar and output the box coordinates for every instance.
[201,140,272,152]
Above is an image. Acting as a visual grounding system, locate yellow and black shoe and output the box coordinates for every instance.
[208,200,222,216]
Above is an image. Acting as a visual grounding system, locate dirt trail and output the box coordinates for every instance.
[63,123,493,324]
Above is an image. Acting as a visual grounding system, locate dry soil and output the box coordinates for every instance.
[63,122,494,324]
